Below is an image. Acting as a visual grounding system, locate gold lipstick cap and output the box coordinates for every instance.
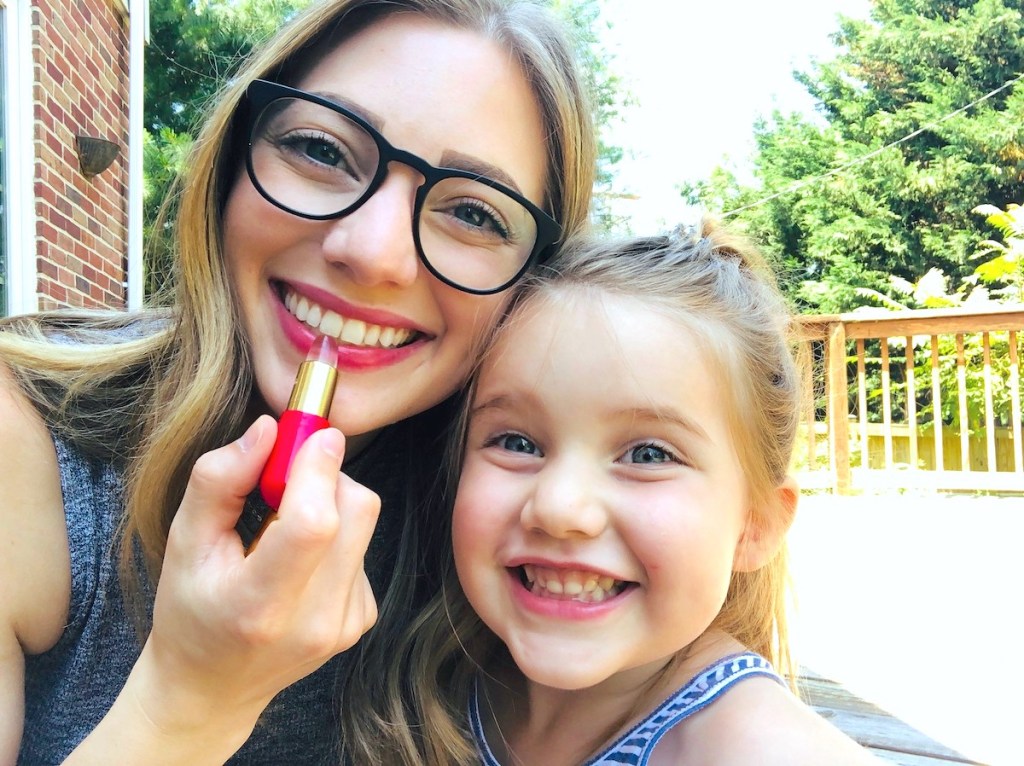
[286,335,338,416]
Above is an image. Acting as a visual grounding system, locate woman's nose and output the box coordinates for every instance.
[321,163,423,288]
[520,459,609,540]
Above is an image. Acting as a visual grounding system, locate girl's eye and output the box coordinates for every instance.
[622,443,678,465]
[486,432,540,456]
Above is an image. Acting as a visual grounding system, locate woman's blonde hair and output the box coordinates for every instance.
[372,220,805,764]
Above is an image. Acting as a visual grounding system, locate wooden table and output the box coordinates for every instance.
[800,666,990,765]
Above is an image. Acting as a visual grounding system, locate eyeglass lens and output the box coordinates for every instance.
[248,96,541,292]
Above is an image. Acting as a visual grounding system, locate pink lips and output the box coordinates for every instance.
[273,280,429,370]
[507,566,631,621]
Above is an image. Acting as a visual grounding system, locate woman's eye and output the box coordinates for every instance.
[281,134,346,168]
[301,137,343,166]
[452,201,509,239]
[623,443,676,465]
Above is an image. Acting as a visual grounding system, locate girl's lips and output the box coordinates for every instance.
[505,560,636,609]
[506,566,634,619]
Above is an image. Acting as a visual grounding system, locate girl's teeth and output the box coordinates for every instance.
[520,565,625,604]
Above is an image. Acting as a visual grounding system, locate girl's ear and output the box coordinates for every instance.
[733,475,799,573]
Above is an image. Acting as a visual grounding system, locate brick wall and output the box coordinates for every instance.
[33,0,130,309]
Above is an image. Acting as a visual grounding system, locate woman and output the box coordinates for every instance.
[0,0,595,762]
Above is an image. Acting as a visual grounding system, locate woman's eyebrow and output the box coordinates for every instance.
[439,150,522,193]
[309,89,386,130]
[292,93,522,193]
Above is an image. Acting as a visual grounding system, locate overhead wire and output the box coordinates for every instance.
[721,70,1024,218]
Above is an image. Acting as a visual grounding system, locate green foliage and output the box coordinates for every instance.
[682,0,1024,313]
[142,128,194,301]
[145,0,311,136]
[143,0,312,298]
[548,0,631,231]
[971,201,1024,300]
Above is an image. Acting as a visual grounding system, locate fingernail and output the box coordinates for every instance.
[318,428,344,462]
[237,419,261,453]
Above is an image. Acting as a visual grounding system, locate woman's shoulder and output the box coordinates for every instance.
[0,360,70,655]
[669,671,883,765]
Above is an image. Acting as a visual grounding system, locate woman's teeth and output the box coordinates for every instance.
[521,564,626,603]
[284,290,413,348]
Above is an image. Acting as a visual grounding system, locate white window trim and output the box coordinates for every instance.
[2,0,36,314]
[127,0,147,309]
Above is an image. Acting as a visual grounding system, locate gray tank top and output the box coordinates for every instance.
[19,430,405,765]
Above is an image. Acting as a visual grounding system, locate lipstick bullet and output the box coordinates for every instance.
[249,335,338,548]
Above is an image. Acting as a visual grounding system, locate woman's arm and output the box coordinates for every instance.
[0,363,71,765]
[1,362,380,765]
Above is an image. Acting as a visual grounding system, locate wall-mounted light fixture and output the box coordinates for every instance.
[75,135,121,178]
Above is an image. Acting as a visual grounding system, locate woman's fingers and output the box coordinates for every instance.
[153,419,380,698]
[170,415,277,553]
[247,429,382,646]
[245,428,347,591]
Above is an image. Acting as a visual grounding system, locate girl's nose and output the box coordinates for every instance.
[520,459,609,540]
[321,163,423,288]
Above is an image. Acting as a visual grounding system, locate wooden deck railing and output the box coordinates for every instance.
[793,306,1024,494]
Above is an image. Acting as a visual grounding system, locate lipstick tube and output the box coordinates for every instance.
[253,335,338,543]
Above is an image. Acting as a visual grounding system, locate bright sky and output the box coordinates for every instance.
[596,0,872,232]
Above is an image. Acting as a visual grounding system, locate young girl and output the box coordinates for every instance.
[0,0,595,762]
[376,223,881,764]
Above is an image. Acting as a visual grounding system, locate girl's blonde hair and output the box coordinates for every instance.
[0,0,595,598]
[370,220,805,764]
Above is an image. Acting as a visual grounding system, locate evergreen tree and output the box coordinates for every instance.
[683,0,1024,312]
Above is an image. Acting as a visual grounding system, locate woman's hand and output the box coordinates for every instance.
[70,416,379,763]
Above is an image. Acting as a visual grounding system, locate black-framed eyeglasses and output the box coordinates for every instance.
[244,79,562,295]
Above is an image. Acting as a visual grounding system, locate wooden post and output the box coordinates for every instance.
[857,339,868,470]
[828,322,851,494]
[956,334,970,470]
[906,336,918,470]
[880,339,893,469]
[930,337,944,472]
[1010,331,1022,473]
[982,333,996,472]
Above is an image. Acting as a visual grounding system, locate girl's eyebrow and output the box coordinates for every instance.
[619,406,711,443]
[469,394,517,417]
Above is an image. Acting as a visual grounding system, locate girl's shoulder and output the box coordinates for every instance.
[662,667,882,765]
